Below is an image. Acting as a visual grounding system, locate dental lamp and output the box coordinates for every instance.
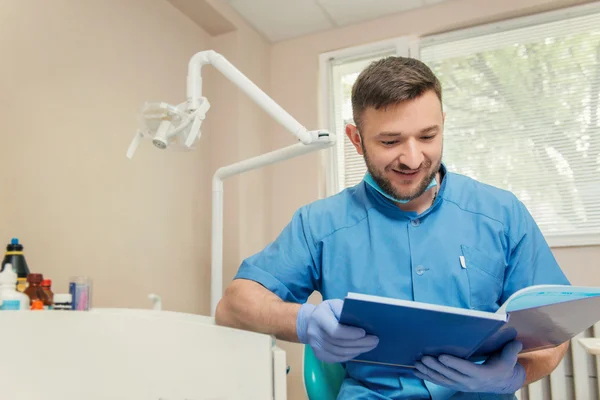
[127,50,336,316]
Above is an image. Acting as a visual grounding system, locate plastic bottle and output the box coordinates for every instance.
[1,238,31,293]
[69,276,92,311]
[0,263,30,310]
[41,279,54,310]
[24,273,50,309]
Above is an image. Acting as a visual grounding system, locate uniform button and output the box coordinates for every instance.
[411,219,420,227]
[416,265,426,275]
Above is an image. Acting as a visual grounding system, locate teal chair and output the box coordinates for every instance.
[303,345,345,400]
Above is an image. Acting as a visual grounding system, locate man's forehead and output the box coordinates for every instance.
[359,107,443,137]
[371,125,440,137]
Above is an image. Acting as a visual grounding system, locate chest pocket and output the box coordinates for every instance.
[461,245,506,312]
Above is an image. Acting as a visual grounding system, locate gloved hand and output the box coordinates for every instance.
[296,299,379,363]
[414,340,526,394]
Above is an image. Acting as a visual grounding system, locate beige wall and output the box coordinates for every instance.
[0,0,213,313]
[0,0,270,316]
[266,0,600,398]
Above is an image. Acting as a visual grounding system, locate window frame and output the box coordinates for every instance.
[318,2,600,248]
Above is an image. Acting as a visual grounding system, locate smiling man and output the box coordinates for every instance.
[215,56,570,399]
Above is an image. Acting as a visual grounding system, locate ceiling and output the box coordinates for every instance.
[225,0,450,42]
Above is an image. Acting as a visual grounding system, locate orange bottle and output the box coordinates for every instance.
[41,279,54,309]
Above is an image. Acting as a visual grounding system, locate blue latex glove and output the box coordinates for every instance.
[414,340,526,394]
[296,299,379,363]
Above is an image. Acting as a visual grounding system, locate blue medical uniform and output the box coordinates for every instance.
[233,164,570,399]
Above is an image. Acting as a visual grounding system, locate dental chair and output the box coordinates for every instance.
[303,345,345,400]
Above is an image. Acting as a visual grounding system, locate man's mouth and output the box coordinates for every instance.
[392,168,420,177]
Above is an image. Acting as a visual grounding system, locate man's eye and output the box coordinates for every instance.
[422,136,435,140]
[381,141,397,146]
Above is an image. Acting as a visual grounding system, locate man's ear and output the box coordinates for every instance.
[345,123,364,156]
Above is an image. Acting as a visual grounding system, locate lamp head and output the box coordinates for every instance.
[152,137,168,149]
[127,99,210,159]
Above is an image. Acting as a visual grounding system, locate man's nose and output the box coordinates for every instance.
[399,139,424,170]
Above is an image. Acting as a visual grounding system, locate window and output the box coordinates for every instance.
[321,4,600,247]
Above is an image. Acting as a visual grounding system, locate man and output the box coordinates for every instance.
[215,56,570,399]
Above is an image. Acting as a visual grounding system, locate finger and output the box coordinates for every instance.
[318,334,380,349]
[320,344,378,361]
[413,371,436,384]
[312,338,378,361]
[314,308,367,340]
[327,323,369,341]
[413,371,456,390]
[317,334,378,355]
[327,299,345,319]
[499,340,523,365]
[421,356,470,383]
[438,354,485,377]
[414,361,458,388]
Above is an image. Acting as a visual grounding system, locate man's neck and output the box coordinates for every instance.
[396,171,441,214]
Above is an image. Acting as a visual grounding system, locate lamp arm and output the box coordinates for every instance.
[210,138,335,316]
[187,50,314,145]
[130,50,337,317]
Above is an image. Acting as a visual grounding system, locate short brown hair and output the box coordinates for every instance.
[351,56,442,130]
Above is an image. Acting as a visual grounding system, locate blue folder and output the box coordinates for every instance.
[338,285,600,368]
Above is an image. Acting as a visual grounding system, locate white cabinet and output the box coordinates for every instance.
[0,308,287,400]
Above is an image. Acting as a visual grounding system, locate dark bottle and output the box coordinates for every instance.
[24,273,50,308]
[1,238,31,292]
